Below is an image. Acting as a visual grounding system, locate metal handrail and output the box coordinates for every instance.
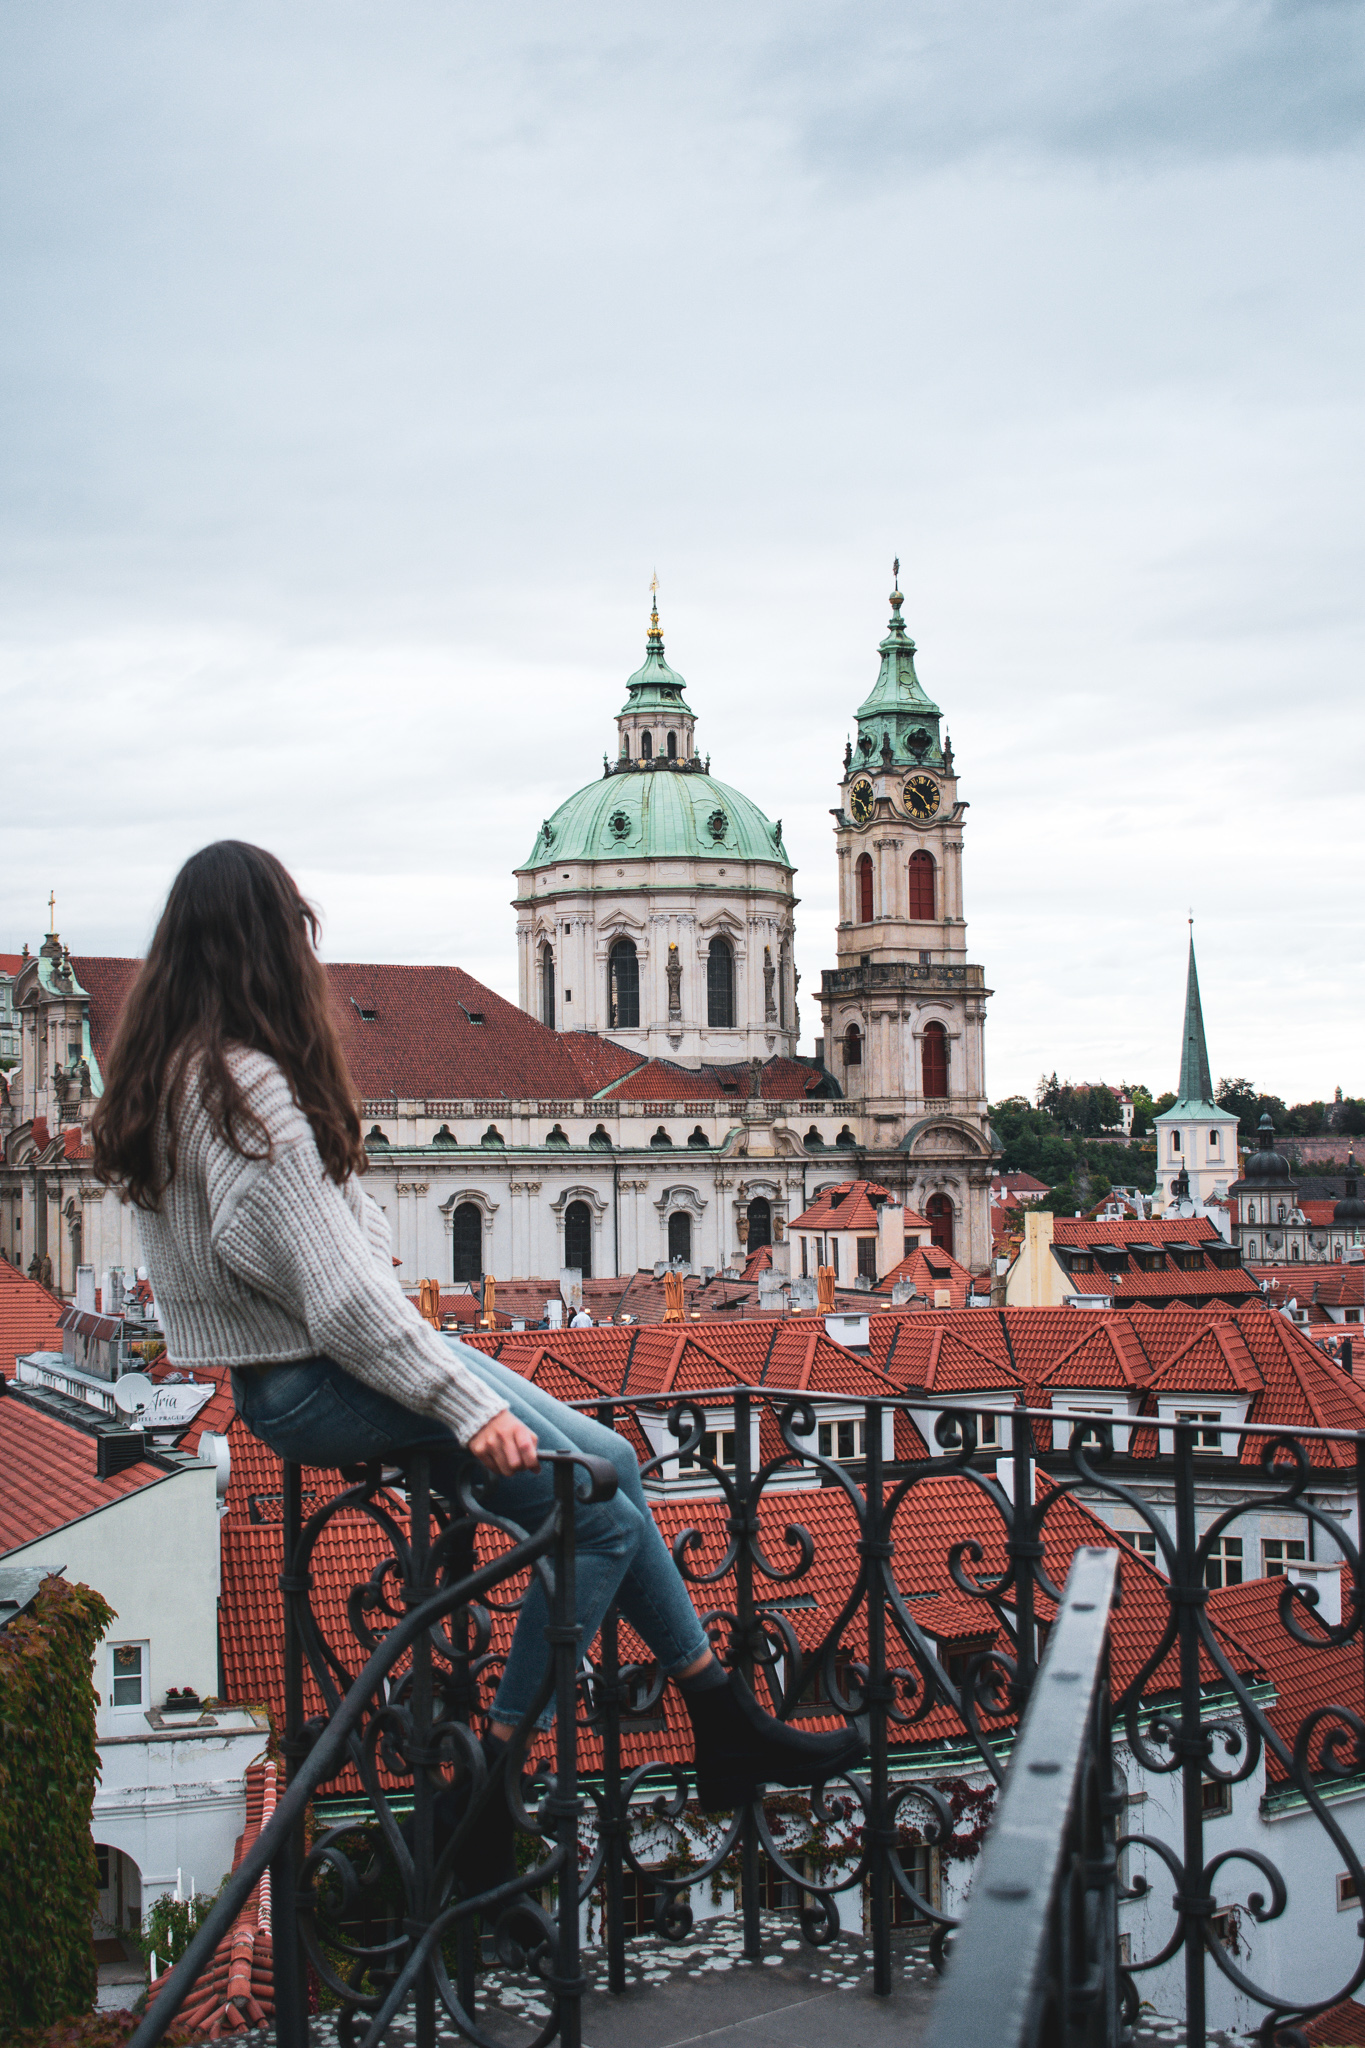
[922,1547,1121,2048]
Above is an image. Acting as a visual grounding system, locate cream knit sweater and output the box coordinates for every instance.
[135,1047,506,1444]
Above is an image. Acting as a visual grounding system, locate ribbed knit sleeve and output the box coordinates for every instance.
[203,1056,506,1444]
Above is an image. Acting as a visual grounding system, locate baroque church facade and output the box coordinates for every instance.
[0,579,998,1295]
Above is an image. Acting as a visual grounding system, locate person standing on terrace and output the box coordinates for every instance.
[91,840,862,1872]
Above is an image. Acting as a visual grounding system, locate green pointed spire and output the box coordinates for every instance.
[852,563,944,771]
[1174,934,1217,1112]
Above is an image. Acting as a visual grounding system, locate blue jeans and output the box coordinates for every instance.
[231,1345,710,1726]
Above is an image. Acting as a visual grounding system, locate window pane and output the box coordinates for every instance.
[707,940,734,1028]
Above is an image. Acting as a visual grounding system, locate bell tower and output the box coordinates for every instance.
[817,568,996,1271]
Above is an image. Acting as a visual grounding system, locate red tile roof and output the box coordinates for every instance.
[69,954,646,1105]
[0,1260,64,1375]
[1206,1575,1362,1786]
[597,1056,826,1104]
[876,1244,976,1306]
[68,955,142,1072]
[0,953,23,975]
[992,1171,1050,1196]
[1300,1997,1365,2046]
[0,1395,168,1552]
[1062,1264,1260,1305]
[791,1181,908,1233]
[1051,1216,1222,1246]
[1312,1268,1365,1309]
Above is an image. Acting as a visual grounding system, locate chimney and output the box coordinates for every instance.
[1343,1338,1353,1376]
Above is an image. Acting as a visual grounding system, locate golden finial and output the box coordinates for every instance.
[648,569,662,643]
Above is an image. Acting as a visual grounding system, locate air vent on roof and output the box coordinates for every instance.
[349,998,378,1022]
[456,1002,486,1025]
[829,1192,847,1210]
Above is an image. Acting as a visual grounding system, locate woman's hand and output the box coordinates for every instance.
[468,1408,541,1476]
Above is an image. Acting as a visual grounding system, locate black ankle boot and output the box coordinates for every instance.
[679,1666,865,1809]
[406,1732,517,1899]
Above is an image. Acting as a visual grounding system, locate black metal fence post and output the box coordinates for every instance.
[863,1398,893,1996]
[595,1401,627,1993]
[273,1458,309,2048]
[551,1457,586,2048]
[731,1388,763,1961]
[407,1450,436,2048]
[1173,1422,1208,2048]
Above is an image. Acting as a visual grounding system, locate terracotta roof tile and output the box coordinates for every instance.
[0,1260,64,1374]
[0,1396,169,1552]
[1206,1576,1363,1785]
[1051,1217,1221,1246]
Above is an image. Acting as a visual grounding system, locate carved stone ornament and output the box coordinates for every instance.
[666,942,682,1019]
[763,945,776,1021]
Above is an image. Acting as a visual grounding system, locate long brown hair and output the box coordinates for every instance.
[93,841,367,1209]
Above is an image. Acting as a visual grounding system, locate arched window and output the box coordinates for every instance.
[621,735,631,759]
[641,730,653,760]
[857,853,874,923]
[540,943,555,1028]
[747,1197,772,1250]
[564,1200,593,1277]
[922,1022,948,1098]
[1171,1131,1182,1155]
[707,937,735,1028]
[650,1125,674,1148]
[452,1203,482,1285]
[1247,1238,1258,1259]
[1277,1203,1286,1223]
[1208,1130,1220,1153]
[687,1126,710,1148]
[843,1023,862,1066]
[926,1193,954,1256]
[668,1211,692,1264]
[666,730,677,760]
[908,850,935,920]
[1292,1241,1301,1260]
[609,939,640,1029]
[1245,1201,1257,1224]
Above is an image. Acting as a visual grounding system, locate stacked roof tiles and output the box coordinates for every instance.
[146,1757,280,2038]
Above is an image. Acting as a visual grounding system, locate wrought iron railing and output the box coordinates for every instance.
[127,1393,1365,2048]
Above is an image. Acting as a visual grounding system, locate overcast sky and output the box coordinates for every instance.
[2,2,1362,1105]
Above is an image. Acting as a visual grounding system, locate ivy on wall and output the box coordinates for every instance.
[0,1577,114,2038]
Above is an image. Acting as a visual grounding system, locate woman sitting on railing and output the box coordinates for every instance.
[92,840,863,1882]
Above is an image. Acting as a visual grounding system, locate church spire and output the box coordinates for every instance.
[1175,930,1216,1111]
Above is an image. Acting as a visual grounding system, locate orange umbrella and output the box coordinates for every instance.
[417,1278,441,1329]
[481,1273,497,1330]
[663,1270,685,1323]
[817,1264,836,1312]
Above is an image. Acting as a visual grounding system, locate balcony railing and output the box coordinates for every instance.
[128,1394,1365,2048]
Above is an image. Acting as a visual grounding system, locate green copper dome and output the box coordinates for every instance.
[523,769,791,870]
[521,589,792,872]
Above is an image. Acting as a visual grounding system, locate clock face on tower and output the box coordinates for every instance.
[849,778,875,824]
[904,774,941,820]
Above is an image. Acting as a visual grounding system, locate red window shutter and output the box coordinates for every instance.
[908,851,935,920]
[857,854,874,923]
[922,1023,948,1098]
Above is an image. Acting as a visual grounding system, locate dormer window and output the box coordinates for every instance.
[679,1426,736,1473]
[1175,1409,1224,1452]
[818,1417,867,1463]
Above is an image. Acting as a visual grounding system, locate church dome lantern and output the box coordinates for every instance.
[513,582,798,1063]
[1244,1113,1292,1185]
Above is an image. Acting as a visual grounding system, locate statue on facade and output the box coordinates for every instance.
[763,946,777,1021]
[666,942,682,1019]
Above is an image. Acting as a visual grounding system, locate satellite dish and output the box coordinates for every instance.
[112,1373,154,1417]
